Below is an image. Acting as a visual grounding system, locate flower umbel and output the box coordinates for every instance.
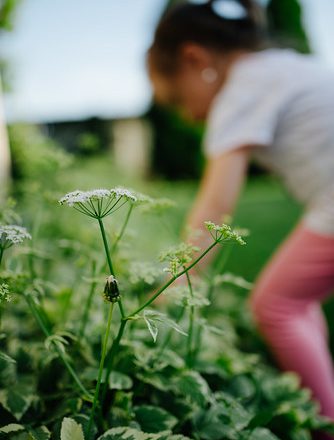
[159,243,200,277]
[58,187,137,219]
[205,221,246,245]
[0,225,31,250]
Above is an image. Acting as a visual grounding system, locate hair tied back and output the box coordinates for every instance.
[188,0,248,20]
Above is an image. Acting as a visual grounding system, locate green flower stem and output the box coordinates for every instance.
[24,294,92,399]
[205,243,234,316]
[102,318,127,403]
[88,302,115,437]
[79,260,97,341]
[128,241,218,318]
[97,218,115,275]
[0,248,4,267]
[97,218,125,318]
[110,204,133,255]
[191,322,203,365]
[102,240,219,403]
[185,271,195,367]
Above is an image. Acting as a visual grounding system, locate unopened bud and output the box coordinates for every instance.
[103,275,120,303]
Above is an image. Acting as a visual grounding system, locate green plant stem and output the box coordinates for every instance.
[97,218,125,319]
[205,243,234,316]
[88,302,114,437]
[110,204,133,255]
[0,248,4,267]
[102,318,127,403]
[24,294,92,399]
[102,240,219,403]
[191,321,203,365]
[185,271,195,367]
[79,260,97,341]
[128,241,218,318]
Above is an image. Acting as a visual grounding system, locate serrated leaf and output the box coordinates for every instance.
[142,310,187,342]
[262,373,300,402]
[246,427,280,440]
[60,418,85,440]
[144,316,159,342]
[109,371,133,390]
[0,388,34,420]
[0,424,25,434]
[97,427,191,440]
[134,405,177,433]
[173,371,210,407]
[28,426,51,440]
[97,427,147,440]
[0,351,16,364]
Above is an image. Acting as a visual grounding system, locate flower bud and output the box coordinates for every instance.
[103,275,120,303]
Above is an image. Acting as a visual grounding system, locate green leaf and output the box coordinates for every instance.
[0,424,25,434]
[245,427,280,440]
[0,388,34,421]
[97,427,147,440]
[109,371,133,390]
[290,428,312,440]
[142,310,187,342]
[143,314,159,342]
[172,371,210,407]
[28,426,51,440]
[134,405,178,433]
[262,373,300,402]
[0,351,16,364]
[98,427,191,440]
[193,405,235,440]
[60,418,85,440]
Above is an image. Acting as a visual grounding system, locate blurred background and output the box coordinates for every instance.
[1,0,334,342]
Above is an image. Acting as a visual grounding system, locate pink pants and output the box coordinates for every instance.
[249,221,334,440]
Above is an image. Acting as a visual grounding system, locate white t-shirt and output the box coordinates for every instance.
[204,48,334,236]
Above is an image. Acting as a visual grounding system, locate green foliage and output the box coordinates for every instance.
[267,0,311,53]
[60,418,85,440]
[0,126,333,439]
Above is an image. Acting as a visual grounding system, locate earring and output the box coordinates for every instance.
[201,67,218,84]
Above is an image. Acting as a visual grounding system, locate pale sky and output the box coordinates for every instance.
[1,0,334,123]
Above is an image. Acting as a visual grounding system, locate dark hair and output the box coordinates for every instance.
[149,0,267,74]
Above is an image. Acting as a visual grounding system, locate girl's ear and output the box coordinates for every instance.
[179,43,213,71]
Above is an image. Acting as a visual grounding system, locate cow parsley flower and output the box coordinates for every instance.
[205,221,246,245]
[58,187,137,218]
[0,225,31,250]
[159,243,199,277]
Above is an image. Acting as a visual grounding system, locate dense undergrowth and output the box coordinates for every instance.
[0,125,333,440]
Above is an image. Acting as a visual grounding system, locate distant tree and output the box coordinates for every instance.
[267,0,310,52]
[0,0,20,30]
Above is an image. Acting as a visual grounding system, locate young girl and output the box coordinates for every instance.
[148,0,334,438]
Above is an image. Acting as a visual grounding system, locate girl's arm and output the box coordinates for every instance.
[185,145,252,272]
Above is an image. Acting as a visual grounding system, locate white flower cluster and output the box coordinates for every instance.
[58,187,138,218]
[205,221,246,245]
[0,225,31,249]
[160,242,199,277]
[129,262,162,285]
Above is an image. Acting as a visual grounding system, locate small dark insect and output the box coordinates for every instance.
[103,275,120,303]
